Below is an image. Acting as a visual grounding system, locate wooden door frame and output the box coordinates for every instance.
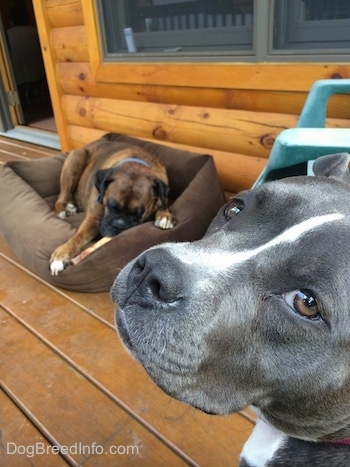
[0,13,23,131]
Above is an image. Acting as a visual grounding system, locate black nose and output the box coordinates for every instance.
[129,248,184,305]
[100,215,139,237]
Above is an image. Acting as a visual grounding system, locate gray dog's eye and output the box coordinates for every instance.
[282,289,320,320]
[225,201,243,220]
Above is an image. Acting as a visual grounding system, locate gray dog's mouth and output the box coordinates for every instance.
[116,307,134,352]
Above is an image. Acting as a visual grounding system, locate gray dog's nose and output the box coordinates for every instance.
[130,248,184,304]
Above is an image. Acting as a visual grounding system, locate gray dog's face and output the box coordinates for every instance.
[111,154,350,441]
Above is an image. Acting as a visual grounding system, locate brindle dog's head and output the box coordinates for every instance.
[95,167,169,236]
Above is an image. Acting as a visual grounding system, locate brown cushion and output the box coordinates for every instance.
[0,133,225,292]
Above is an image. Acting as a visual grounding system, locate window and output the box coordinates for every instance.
[97,0,350,61]
[99,0,254,58]
[274,0,350,51]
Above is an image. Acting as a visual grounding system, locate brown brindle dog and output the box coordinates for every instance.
[50,138,175,275]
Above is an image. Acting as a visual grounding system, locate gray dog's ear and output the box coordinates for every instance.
[95,168,114,204]
[313,153,350,183]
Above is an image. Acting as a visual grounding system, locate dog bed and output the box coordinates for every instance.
[0,133,225,292]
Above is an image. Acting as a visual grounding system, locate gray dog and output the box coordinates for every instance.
[112,153,350,466]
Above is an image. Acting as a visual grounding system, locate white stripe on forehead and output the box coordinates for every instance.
[170,213,344,270]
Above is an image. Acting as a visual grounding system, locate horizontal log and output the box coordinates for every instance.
[57,62,307,114]
[51,26,89,62]
[154,141,265,193]
[57,62,350,119]
[66,124,106,148]
[46,0,84,28]
[66,125,265,192]
[95,62,350,91]
[62,95,298,159]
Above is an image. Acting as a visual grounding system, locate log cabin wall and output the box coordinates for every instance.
[32,0,350,193]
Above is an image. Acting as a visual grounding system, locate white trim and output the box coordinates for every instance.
[240,419,287,467]
[168,213,344,271]
[1,126,60,150]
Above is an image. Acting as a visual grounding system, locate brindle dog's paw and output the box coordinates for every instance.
[154,210,176,230]
[56,202,78,220]
[50,259,67,276]
[50,245,72,275]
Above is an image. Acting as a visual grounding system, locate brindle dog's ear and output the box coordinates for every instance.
[152,178,170,209]
[95,168,115,204]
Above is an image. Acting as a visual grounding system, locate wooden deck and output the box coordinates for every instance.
[0,136,255,466]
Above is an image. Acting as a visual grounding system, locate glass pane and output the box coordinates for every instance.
[99,0,254,57]
[274,0,350,50]
[302,0,350,20]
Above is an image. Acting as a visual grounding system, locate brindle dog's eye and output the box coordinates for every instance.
[283,289,320,320]
[225,200,243,220]
[107,199,121,212]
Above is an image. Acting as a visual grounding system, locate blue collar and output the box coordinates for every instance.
[114,157,151,169]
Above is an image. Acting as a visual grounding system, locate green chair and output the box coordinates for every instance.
[253,79,350,186]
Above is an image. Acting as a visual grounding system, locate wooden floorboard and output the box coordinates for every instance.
[0,137,58,163]
[0,135,254,466]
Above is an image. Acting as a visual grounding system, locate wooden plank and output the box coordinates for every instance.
[46,0,84,28]
[84,418,192,466]
[141,139,266,193]
[0,137,59,164]
[0,389,69,466]
[66,124,106,147]
[81,0,103,79]
[57,62,350,119]
[51,26,89,63]
[0,25,21,125]
[62,95,350,158]
[0,151,29,164]
[0,236,113,324]
[62,94,296,158]
[0,238,254,442]
[95,61,350,91]
[0,307,193,466]
[0,255,254,465]
[32,0,69,150]
[0,137,59,156]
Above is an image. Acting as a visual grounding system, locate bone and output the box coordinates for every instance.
[71,237,113,265]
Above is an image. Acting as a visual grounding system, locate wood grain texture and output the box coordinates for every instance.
[0,389,69,466]
[56,62,350,120]
[0,234,254,466]
[95,62,350,90]
[32,0,69,149]
[33,0,350,194]
[62,94,350,158]
[0,307,191,466]
[0,137,255,467]
[46,0,83,28]
[62,94,297,158]
[51,26,89,63]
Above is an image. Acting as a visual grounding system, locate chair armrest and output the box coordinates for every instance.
[297,79,350,128]
[253,127,350,186]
